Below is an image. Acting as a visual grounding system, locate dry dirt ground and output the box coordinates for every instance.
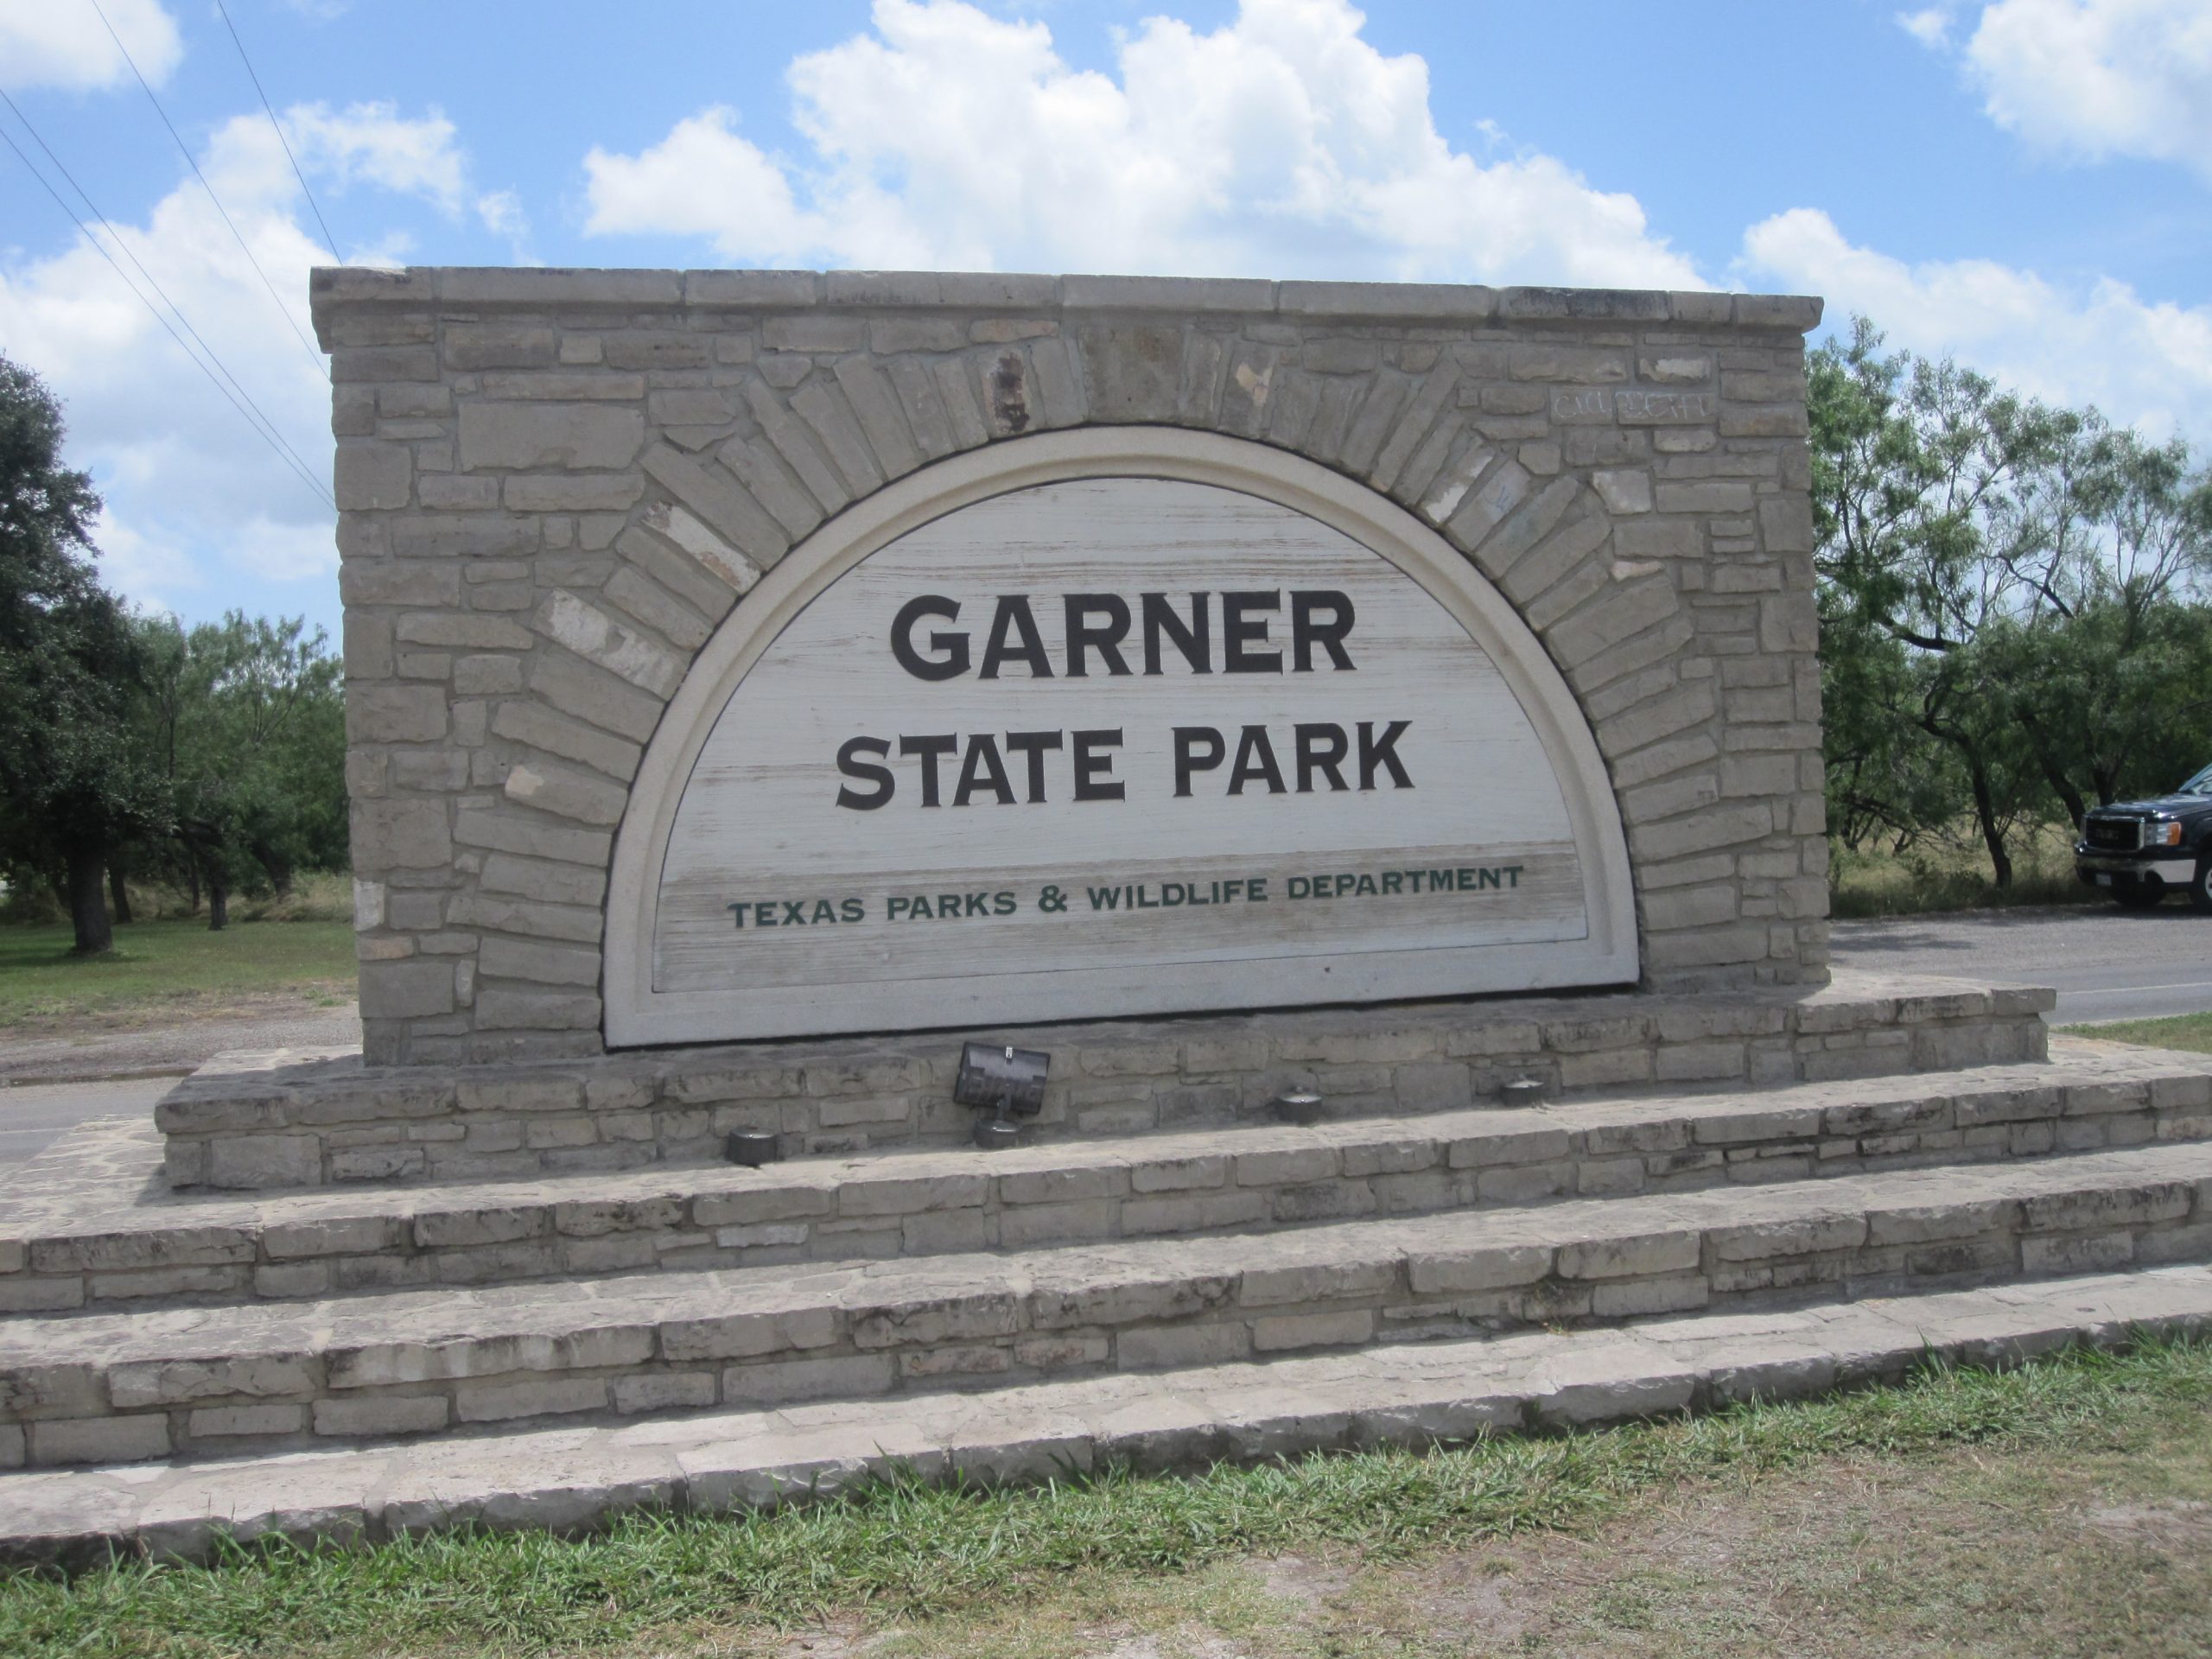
[739,1407,2212,1659]
[0,989,359,1084]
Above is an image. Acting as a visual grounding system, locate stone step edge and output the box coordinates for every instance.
[6,1262,2207,1567]
[156,970,2056,1191]
[7,1141,2211,1470]
[164,965,2045,1117]
[10,1043,2199,1315]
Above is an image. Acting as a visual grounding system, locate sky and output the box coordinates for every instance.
[0,0,2208,646]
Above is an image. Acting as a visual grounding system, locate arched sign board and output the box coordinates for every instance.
[605,432,1637,1046]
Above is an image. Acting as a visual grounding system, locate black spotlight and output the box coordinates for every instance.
[954,1041,1051,1149]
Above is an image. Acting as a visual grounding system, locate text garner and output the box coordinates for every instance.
[833,589,1414,810]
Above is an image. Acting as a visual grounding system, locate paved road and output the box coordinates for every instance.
[7,908,2212,1171]
[1828,904,2212,1025]
[0,1080,169,1166]
[0,1001,357,1168]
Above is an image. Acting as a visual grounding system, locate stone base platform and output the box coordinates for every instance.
[20,969,2194,1560]
[7,1043,2197,1314]
[7,1033,2207,1474]
[6,1263,2208,1565]
[156,969,2052,1191]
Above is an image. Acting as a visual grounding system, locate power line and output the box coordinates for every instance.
[86,0,327,375]
[0,88,335,509]
[0,117,337,512]
[212,0,342,266]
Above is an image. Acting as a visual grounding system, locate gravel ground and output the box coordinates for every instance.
[0,999,359,1085]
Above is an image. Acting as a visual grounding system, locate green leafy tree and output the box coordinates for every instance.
[135,611,345,929]
[0,356,167,951]
[1813,317,2212,887]
[1989,424,2212,817]
[1809,319,2067,880]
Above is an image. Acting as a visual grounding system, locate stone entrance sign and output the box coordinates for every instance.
[311,269,1829,1068]
[608,435,1636,1043]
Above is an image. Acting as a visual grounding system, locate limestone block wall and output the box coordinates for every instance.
[311,270,1828,1068]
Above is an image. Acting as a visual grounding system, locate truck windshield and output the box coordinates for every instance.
[2183,766,2212,796]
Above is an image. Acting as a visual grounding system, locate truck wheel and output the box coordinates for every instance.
[2115,882,2165,909]
[2192,859,2212,913]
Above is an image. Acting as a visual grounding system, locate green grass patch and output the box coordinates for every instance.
[1830,821,2096,918]
[3,1338,2209,1659]
[2063,1011,2212,1054]
[0,885,354,1031]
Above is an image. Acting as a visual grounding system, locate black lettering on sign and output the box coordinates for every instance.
[1173,726,1224,798]
[953,734,1016,806]
[835,736,894,810]
[1294,722,1349,792]
[979,595,1052,679]
[898,734,958,807]
[1071,728,1125,801]
[1004,730,1064,803]
[1291,591,1356,671]
[1359,720,1413,790]
[1141,592,1211,675]
[1064,594,1133,677]
[1221,590,1281,673]
[890,595,968,680]
[1228,725,1286,795]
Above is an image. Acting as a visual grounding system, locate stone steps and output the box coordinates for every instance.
[7,1262,2209,1565]
[156,969,2054,1189]
[8,1041,2202,1312]
[8,1139,2212,1469]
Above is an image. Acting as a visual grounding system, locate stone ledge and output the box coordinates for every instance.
[153,972,2052,1190]
[6,1140,2204,1468]
[8,1041,2196,1310]
[4,1263,2206,1563]
[308,266,1824,340]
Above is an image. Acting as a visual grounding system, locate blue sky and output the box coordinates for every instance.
[1,0,2208,647]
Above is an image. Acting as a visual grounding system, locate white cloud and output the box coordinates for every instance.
[1742,207,2212,436]
[475,189,526,238]
[1910,0,2212,180]
[0,0,181,93]
[582,0,1705,289]
[281,100,468,218]
[1896,7,1956,48]
[0,104,477,620]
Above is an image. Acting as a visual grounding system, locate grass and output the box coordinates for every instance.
[3,1338,2209,1659]
[0,872,354,1032]
[2063,1011,2212,1054]
[1829,820,2096,918]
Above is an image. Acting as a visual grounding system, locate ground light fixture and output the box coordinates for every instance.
[956,1041,1052,1148]
[723,1128,781,1166]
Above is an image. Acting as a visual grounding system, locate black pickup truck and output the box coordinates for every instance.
[2075,764,2212,910]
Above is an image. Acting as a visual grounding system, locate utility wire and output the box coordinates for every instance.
[0,89,334,509]
[212,0,342,266]
[86,0,327,374]
[0,120,337,511]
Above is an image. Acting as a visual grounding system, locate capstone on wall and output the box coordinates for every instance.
[311,269,1829,1068]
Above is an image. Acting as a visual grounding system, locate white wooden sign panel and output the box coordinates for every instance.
[606,435,1637,1045]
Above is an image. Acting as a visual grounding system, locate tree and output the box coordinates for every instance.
[1810,320,2068,880]
[1812,316,2212,887]
[0,356,166,951]
[133,611,345,929]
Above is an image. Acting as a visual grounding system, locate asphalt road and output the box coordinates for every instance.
[1829,903,2212,1025]
[8,905,2212,1172]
